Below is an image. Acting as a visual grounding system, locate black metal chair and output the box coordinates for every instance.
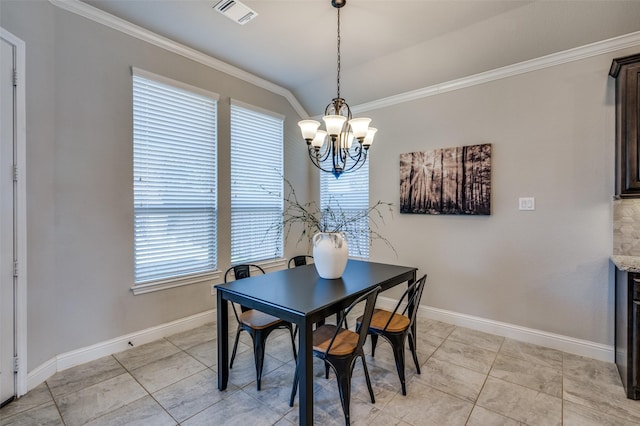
[225,264,297,391]
[287,254,314,269]
[356,274,427,395]
[290,286,381,426]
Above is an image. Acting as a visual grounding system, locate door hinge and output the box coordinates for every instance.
[13,165,17,182]
[13,260,18,278]
[13,69,17,87]
[13,357,19,373]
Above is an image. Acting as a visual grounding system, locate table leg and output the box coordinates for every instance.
[299,319,314,425]
[217,292,229,390]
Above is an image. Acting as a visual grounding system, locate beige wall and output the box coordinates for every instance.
[365,50,640,345]
[0,0,636,374]
[1,0,309,370]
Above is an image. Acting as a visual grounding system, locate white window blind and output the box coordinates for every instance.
[133,69,218,284]
[230,100,284,264]
[320,157,370,258]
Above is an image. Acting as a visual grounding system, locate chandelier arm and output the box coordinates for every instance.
[316,137,332,158]
[341,148,367,173]
[318,141,333,162]
[308,148,339,174]
[343,143,364,161]
[307,147,325,169]
[333,140,344,173]
[341,150,367,173]
[308,142,332,164]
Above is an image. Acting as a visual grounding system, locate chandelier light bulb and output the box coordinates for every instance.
[298,120,321,141]
[323,115,347,137]
[312,130,328,148]
[348,117,371,140]
[339,132,354,149]
[363,127,377,147]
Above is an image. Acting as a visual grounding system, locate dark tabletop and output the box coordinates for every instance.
[215,259,417,321]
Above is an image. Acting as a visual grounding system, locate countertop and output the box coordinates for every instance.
[611,255,640,273]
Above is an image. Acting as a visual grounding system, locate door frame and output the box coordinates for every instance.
[1,27,27,398]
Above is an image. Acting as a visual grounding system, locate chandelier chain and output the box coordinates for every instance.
[298,0,375,178]
[336,8,341,100]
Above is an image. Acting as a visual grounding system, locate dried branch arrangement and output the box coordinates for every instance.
[267,177,397,256]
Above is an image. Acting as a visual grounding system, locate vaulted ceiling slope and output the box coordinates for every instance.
[81,0,640,116]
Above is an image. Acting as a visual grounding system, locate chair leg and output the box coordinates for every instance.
[370,334,379,357]
[253,330,268,391]
[360,355,375,404]
[325,361,330,379]
[289,362,298,407]
[288,326,297,361]
[387,334,408,395]
[407,331,421,374]
[331,359,353,426]
[229,325,243,369]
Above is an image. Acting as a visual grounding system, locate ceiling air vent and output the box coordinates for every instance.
[213,0,258,25]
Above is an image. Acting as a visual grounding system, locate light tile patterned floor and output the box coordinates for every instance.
[2,313,640,425]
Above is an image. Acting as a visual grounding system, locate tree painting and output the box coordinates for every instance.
[400,143,491,215]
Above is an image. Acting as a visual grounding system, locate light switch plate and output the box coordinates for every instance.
[519,197,535,211]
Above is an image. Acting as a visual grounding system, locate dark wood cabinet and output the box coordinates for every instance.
[615,268,640,399]
[610,53,640,198]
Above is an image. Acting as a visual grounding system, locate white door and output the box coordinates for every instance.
[0,36,16,405]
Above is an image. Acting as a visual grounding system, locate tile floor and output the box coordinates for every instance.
[2,312,640,425]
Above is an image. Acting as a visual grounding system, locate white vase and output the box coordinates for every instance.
[312,232,349,279]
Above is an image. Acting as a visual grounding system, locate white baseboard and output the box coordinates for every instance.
[26,358,57,393]
[28,299,615,391]
[376,296,614,363]
[27,309,215,392]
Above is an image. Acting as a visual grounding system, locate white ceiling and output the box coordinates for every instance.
[82,0,640,116]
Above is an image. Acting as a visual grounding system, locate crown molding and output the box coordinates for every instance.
[352,30,640,114]
[48,0,640,118]
[48,0,309,118]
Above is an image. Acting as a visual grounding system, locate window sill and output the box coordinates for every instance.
[255,258,287,271]
[131,271,221,295]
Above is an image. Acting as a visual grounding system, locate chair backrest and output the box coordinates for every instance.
[383,274,427,332]
[288,255,313,269]
[224,264,266,313]
[224,264,266,283]
[325,286,381,357]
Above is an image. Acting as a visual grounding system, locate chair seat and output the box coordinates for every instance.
[239,310,286,330]
[313,325,358,356]
[357,309,410,333]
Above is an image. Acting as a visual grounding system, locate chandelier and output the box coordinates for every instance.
[298,0,376,179]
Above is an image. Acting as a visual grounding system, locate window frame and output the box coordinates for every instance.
[230,99,285,264]
[131,67,220,294]
[320,155,370,259]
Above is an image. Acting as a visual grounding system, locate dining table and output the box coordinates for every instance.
[216,259,417,425]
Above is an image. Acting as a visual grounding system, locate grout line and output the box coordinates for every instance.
[44,381,67,426]
[464,336,505,425]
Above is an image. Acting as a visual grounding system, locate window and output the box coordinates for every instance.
[133,68,218,286]
[320,157,370,258]
[230,100,284,264]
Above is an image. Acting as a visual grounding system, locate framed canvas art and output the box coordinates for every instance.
[400,143,491,215]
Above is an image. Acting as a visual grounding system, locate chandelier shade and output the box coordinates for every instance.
[299,0,376,178]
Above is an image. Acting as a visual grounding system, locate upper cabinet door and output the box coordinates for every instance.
[611,54,640,198]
